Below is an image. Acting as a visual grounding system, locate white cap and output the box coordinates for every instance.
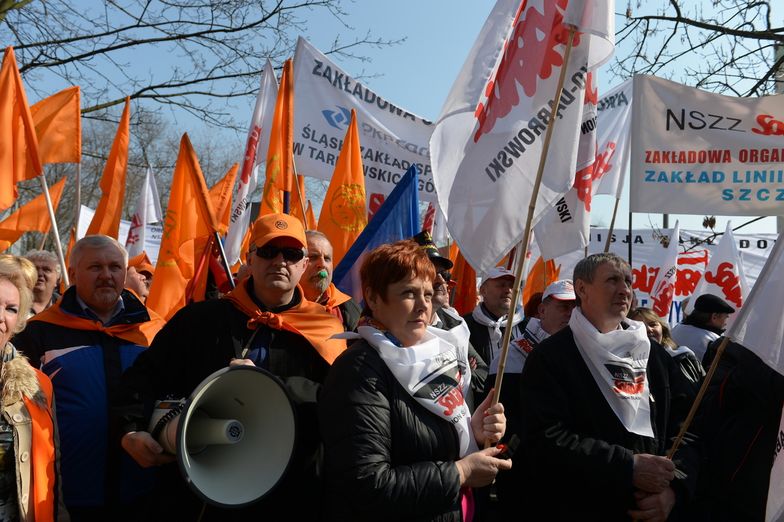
[483,267,515,282]
[542,279,576,301]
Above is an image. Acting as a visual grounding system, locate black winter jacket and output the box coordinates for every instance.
[685,340,784,521]
[117,290,331,521]
[319,339,464,522]
[516,326,697,521]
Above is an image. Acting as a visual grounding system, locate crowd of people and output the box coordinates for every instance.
[0,212,777,521]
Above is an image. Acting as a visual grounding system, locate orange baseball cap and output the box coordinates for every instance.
[250,213,307,249]
[128,251,154,277]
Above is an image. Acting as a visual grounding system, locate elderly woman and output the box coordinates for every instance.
[629,307,705,388]
[0,256,67,521]
[318,240,509,522]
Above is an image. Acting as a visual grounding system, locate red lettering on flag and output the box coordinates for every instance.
[705,261,743,307]
[575,142,616,212]
[239,125,261,184]
[473,0,578,142]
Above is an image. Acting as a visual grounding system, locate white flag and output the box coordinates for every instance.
[648,221,680,319]
[125,167,163,257]
[727,231,784,375]
[430,0,614,273]
[224,59,278,265]
[685,221,749,318]
[595,79,632,197]
[533,73,599,260]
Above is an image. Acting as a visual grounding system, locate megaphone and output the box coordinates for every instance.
[152,366,296,508]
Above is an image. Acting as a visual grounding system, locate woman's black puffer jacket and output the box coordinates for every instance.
[318,339,464,522]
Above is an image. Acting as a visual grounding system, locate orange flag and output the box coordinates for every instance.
[28,86,81,177]
[290,175,309,227]
[209,163,238,235]
[0,177,67,252]
[522,256,560,309]
[259,59,294,215]
[450,244,478,317]
[86,97,130,238]
[0,47,42,210]
[146,134,219,320]
[317,109,367,266]
[306,200,317,229]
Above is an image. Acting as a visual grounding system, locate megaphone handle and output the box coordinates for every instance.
[150,402,186,443]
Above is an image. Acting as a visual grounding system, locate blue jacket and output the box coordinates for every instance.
[13,287,161,509]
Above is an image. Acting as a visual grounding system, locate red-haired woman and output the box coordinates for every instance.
[318,240,509,522]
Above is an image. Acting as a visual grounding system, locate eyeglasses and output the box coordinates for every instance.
[254,246,306,262]
[437,270,452,283]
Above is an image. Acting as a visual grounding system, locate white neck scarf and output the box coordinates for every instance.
[356,325,478,457]
[570,308,654,438]
[471,304,524,362]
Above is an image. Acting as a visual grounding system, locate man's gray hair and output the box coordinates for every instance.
[70,235,129,269]
[24,249,62,275]
[305,230,330,244]
[573,253,630,284]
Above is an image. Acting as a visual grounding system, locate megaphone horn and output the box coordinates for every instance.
[152,366,297,508]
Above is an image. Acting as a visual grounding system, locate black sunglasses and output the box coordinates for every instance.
[254,246,306,262]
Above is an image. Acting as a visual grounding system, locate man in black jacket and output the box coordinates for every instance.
[118,213,346,520]
[517,253,696,521]
[685,340,784,520]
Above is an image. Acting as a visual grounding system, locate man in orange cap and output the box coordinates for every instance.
[118,213,346,520]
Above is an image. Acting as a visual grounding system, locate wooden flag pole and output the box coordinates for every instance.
[291,160,310,227]
[604,195,621,252]
[487,27,577,436]
[39,174,69,286]
[666,336,730,458]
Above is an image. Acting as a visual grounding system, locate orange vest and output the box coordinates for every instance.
[22,369,57,521]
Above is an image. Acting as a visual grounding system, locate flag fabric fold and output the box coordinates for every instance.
[260,59,294,215]
[125,167,163,257]
[146,134,219,320]
[29,86,81,175]
[648,221,681,319]
[0,46,43,210]
[430,0,614,273]
[209,163,239,235]
[685,221,749,318]
[318,109,368,266]
[225,60,278,265]
[86,97,131,238]
[0,176,67,252]
[332,166,419,303]
[290,175,309,228]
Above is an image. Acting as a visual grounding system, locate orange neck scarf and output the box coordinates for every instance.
[319,283,352,311]
[30,297,165,347]
[225,280,346,364]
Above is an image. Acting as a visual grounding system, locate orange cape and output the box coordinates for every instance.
[321,283,352,311]
[30,298,165,347]
[225,281,347,365]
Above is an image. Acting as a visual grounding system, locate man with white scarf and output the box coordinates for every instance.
[463,267,525,389]
[516,253,696,522]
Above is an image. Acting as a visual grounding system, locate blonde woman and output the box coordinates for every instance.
[0,256,67,521]
[629,307,705,390]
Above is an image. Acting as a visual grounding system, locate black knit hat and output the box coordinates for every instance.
[694,293,735,314]
[411,230,453,269]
